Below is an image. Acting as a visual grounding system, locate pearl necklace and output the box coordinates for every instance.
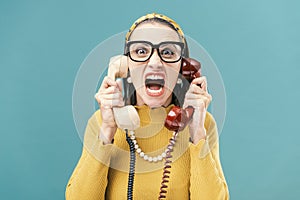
[129,130,178,163]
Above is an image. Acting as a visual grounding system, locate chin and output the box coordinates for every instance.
[147,102,164,108]
[143,96,171,108]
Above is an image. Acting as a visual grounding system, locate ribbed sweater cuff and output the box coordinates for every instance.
[83,111,113,166]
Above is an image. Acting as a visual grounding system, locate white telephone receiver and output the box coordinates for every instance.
[106,55,140,131]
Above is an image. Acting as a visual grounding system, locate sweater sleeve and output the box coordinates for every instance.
[65,110,113,200]
[189,112,229,200]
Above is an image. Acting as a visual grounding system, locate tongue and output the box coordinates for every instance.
[149,84,161,90]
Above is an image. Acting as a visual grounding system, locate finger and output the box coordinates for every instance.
[183,99,206,109]
[184,95,211,108]
[185,93,203,99]
[99,92,123,101]
[186,87,212,100]
[100,99,125,108]
[96,88,123,108]
[185,94,212,108]
[116,78,123,92]
[188,92,212,101]
[189,84,206,94]
[185,89,207,98]
[100,103,124,109]
[117,100,125,107]
[100,76,118,90]
[95,93,101,104]
[191,76,207,92]
[202,96,210,108]
[207,93,212,102]
[99,85,120,94]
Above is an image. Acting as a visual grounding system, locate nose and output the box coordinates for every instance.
[147,49,163,69]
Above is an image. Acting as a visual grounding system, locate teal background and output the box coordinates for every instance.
[1,0,299,199]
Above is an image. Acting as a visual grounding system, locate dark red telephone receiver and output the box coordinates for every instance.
[164,58,202,132]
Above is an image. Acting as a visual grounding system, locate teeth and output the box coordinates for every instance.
[146,74,164,80]
[147,87,163,94]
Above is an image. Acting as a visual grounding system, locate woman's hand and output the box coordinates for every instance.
[94,76,124,144]
[183,76,212,144]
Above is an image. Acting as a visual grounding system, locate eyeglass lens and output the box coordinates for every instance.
[128,42,183,63]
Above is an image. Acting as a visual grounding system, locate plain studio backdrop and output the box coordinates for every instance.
[0,0,299,199]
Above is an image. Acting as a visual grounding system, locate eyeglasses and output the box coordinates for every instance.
[125,41,184,63]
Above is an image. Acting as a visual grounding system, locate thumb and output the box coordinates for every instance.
[116,78,123,92]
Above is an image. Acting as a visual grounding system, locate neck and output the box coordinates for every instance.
[136,94,172,108]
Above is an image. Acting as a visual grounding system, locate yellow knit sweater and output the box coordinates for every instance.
[65,105,229,200]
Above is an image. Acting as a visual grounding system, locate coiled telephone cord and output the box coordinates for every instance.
[125,129,136,200]
[125,130,178,200]
[158,131,179,199]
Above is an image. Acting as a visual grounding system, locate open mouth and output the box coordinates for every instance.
[145,74,165,97]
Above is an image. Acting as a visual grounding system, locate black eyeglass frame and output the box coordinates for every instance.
[125,40,185,63]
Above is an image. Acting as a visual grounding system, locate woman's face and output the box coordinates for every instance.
[128,22,182,108]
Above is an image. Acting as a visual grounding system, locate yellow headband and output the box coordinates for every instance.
[125,13,185,42]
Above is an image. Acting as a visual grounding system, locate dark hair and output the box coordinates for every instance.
[123,18,190,107]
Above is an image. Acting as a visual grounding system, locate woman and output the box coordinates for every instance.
[66,13,229,200]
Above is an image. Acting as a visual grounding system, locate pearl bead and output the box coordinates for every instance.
[144,155,148,160]
[129,130,178,163]
[157,155,162,161]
